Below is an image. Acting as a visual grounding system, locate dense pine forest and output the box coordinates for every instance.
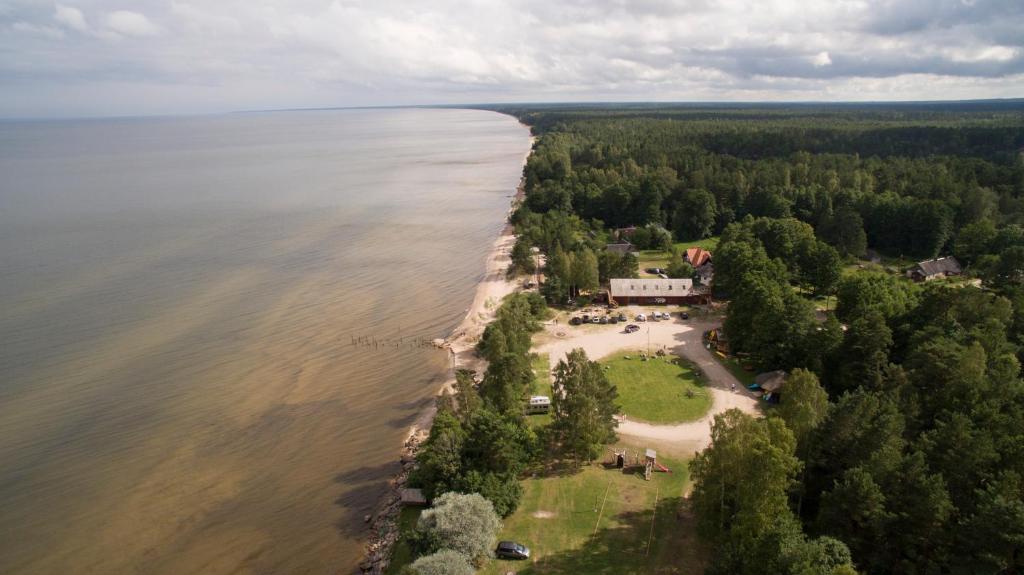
[491,102,1024,574]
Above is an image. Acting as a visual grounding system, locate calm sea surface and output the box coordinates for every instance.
[0,108,530,573]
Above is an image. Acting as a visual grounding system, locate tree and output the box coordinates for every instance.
[829,310,893,396]
[571,247,600,295]
[673,188,718,240]
[953,219,996,265]
[834,272,919,322]
[796,239,841,296]
[411,411,467,499]
[405,550,474,575]
[413,492,502,565]
[509,236,536,275]
[822,205,867,257]
[453,370,481,420]
[646,224,673,251]
[480,352,532,415]
[550,349,619,463]
[776,369,828,448]
[690,409,800,545]
[667,253,695,279]
[990,245,1024,290]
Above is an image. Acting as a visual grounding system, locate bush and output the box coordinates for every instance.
[404,549,474,575]
[414,492,502,565]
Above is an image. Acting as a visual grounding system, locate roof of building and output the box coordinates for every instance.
[755,370,787,393]
[399,488,428,506]
[610,278,694,297]
[913,256,962,277]
[685,247,712,268]
[606,242,636,255]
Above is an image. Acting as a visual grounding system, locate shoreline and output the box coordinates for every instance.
[358,132,534,574]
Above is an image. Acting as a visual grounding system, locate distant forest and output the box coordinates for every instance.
[491,101,1024,574]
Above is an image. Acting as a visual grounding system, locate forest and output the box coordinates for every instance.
[490,102,1024,574]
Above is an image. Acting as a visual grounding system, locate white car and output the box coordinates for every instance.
[636,314,646,322]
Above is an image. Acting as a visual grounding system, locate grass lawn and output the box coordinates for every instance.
[528,353,553,428]
[711,352,755,387]
[481,451,706,574]
[385,507,422,575]
[601,352,711,424]
[636,237,719,278]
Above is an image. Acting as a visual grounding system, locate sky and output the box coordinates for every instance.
[1,0,1022,118]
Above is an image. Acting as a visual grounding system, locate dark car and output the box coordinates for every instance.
[496,541,531,560]
[625,324,640,333]
[569,316,582,326]
[609,317,619,324]
[582,314,590,322]
[599,316,608,324]
[681,312,689,320]
[617,313,627,322]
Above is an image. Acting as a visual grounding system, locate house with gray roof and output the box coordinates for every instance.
[908,256,962,282]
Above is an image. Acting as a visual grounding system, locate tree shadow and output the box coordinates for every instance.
[332,461,404,537]
[508,496,708,574]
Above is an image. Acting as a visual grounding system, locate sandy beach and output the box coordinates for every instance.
[406,137,535,444]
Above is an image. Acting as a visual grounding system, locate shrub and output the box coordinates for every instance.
[414,492,502,565]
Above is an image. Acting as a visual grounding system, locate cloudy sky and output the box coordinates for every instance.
[1,0,1022,118]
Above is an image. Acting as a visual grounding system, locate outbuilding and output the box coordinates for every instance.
[606,242,638,256]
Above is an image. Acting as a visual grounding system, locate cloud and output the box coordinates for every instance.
[53,4,87,32]
[104,10,159,37]
[12,21,65,39]
[0,0,1022,118]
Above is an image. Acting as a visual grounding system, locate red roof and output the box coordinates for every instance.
[685,247,712,267]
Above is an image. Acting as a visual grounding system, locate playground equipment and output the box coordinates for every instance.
[643,449,672,480]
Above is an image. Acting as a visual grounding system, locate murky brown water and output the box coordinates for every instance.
[0,109,530,573]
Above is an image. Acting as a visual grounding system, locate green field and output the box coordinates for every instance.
[481,452,705,574]
[636,237,719,278]
[602,352,711,424]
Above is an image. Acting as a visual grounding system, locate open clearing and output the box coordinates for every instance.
[481,449,706,575]
[602,352,711,424]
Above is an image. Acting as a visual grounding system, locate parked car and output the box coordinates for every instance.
[625,324,640,333]
[582,314,590,322]
[645,267,659,274]
[680,312,689,320]
[609,317,619,324]
[636,314,646,322]
[591,316,601,324]
[654,297,666,304]
[617,313,628,322]
[496,541,531,560]
[599,316,608,324]
[569,316,582,326]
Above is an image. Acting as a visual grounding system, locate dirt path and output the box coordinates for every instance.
[535,312,759,453]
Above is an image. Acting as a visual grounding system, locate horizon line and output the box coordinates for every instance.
[4,96,1023,123]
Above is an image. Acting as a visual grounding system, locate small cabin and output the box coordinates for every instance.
[526,395,551,414]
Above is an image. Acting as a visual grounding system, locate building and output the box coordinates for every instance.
[606,241,638,256]
[908,256,962,282]
[684,247,712,268]
[609,278,707,305]
[614,226,637,240]
[696,262,714,286]
[753,370,787,403]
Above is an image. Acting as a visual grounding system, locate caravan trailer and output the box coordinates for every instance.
[526,395,551,415]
